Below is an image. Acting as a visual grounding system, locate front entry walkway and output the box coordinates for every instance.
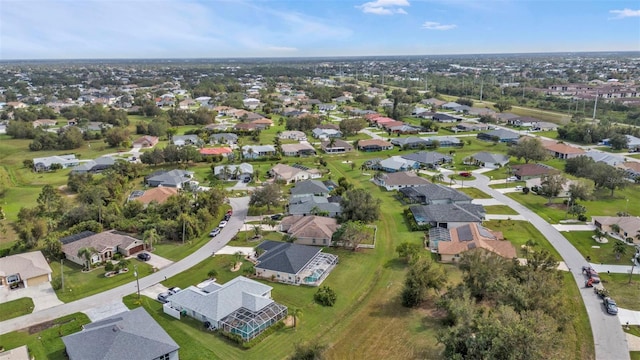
[0,283,63,312]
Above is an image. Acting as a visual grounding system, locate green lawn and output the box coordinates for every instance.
[631,352,640,360]
[599,273,640,311]
[483,205,519,215]
[0,313,90,360]
[0,297,34,321]
[489,181,526,189]
[562,231,625,265]
[51,259,154,303]
[561,272,595,359]
[484,220,562,259]
[457,187,491,199]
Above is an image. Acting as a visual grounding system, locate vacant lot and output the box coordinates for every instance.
[483,205,519,215]
[484,219,562,258]
[562,231,626,265]
[0,297,34,321]
[599,273,640,311]
[457,187,491,199]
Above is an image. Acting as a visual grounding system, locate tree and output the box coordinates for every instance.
[612,241,627,261]
[23,159,34,169]
[507,137,548,163]
[401,256,447,307]
[207,269,218,279]
[37,184,63,217]
[338,117,367,137]
[77,247,97,269]
[494,100,513,112]
[249,183,282,211]
[289,341,326,360]
[104,127,130,148]
[143,229,161,251]
[539,174,567,205]
[291,308,302,328]
[431,173,444,183]
[314,286,337,307]
[396,242,421,262]
[608,133,628,150]
[339,188,381,223]
[568,180,593,202]
[568,203,587,219]
[332,221,370,250]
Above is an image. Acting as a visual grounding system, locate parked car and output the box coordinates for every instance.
[223,214,231,221]
[243,177,251,183]
[137,252,151,261]
[168,287,182,295]
[603,297,619,315]
[271,213,283,220]
[582,266,600,283]
[157,291,171,303]
[226,209,233,215]
[507,176,518,182]
[515,185,523,191]
[218,220,228,228]
[459,172,471,177]
[209,228,221,237]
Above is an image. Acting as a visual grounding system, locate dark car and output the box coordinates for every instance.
[270,213,283,220]
[157,291,171,303]
[209,228,221,237]
[223,214,231,221]
[137,252,151,261]
[243,177,251,183]
[603,297,619,315]
[168,287,182,295]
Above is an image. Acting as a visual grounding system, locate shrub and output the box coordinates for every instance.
[577,214,587,222]
[51,277,62,290]
[314,286,337,307]
[522,187,530,194]
[104,262,115,272]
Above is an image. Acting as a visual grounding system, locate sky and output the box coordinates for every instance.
[1,0,639,59]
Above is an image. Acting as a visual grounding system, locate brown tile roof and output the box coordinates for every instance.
[543,141,585,155]
[358,139,393,147]
[133,135,159,146]
[437,223,516,258]
[62,230,141,257]
[623,161,640,172]
[380,171,431,186]
[282,215,339,240]
[199,147,233,155]
[512,163,558,177]
[134,187,178,205]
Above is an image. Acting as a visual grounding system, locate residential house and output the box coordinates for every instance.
[128,187,179,207]
[603,135,640,152]
[494,113,521,123]
[70,156,117,174]
[290,180,330,197]
[133,135,159,148]
[61,230,145,267]
[430,223,516,262]
[532,122,558,131]
[242,145,276,159]
[279,130,307,141]
[288,195,342,217]
[441,102,462,110]
[0,346,30,360]
[146,169,194,188]
[213,163,253,181]
[320,139,353,154]
[424,136,463,147]
[399,184,472,205]
[455,122,490,132]
[468,107,497,117]
[358,139,393,152]
[511,163,559,180]
[172,135,202,147]
[179,99,196,110]
[166,276,287,341]
[250,118,273,129]
[279,215,339,247]
[375,156,419,173]
[242,98,261,109]
[373,171,431,191]
[388,124,421,134]
[32,119,58,128]
[269,164,321,184]
[409,203,486,229]
[421,98,446,107]
[62,307,179,360]
[318,103,337,111]
[622,161,640,180]
[592,216,640,244]
[507,116,541,127]
[524,178,579,198]
[391,136,429,149]
[477,129,520,143]
[0,251,52,288]
[312,128,342,140]
[433,113,458,123]
[584,151,626,167]
[255,241,338,286]
[465,152,510,169]
[33,154,79,172]
[234,122,259,132]
[401,151,452,169]
[281,143,316,157]
[543,141,585,159]
[209,133,238,145]
[199,147,233,157]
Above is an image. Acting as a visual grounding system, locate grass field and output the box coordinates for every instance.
[0,313,90,360]
[457,186,491,199]
[483,205,519,215]
[51,259,154,303]
[599,273,640,311]
[561,272,595,358]
[0,297,34,321]
[484,220,562,258]
[489,181,526,189]
[561,231,626,265]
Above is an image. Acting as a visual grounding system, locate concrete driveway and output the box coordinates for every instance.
[140,283,170,300]
[0,283,63,312]
[83,300,129,322]
[133,252,173,270]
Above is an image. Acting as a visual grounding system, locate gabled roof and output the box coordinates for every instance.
[61,230,140,256]
[200,147,233,155]
[390,136,428,146]
[584,151,625,166]
[378,171,431,186]
[0,251,52,279]
[280,215,339,240]
[62,307,179,360]
[72,156,117,173]
[288,195,342,216]
[410,203,485,223]
[256,241,322,274]
[543,141,585,155]
[470,152,510,164]
[213,163,253,176]
[481,129,520,140]
[358,139,393,148]
[291,180,329,196]
[131,187,178,206]
[402,151,452,165]
[399,184,471,203]
[281,143,316,153]
[379,156,417,171]
[512,163,558,177]
[437,223,516,258]
[146,169,194,187]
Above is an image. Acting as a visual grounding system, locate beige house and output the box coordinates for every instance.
[61,230,145,267]
[0,251,52,288]
[431,223,516,262]
[129,187,179,207]
[279,215,339,246]
[269,164,321,184]
[593,216,640,244]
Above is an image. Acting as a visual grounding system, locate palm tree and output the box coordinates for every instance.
[613,240,628,261]
[291,308,302,328]
[77,247,97,270]
[143,229,160,251]
[207,269,218,279]
[610,223,621,236]
[431,173,444,183]
[252,225,262,239]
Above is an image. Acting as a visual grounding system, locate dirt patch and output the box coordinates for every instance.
[57,185,77,198]
[283,315,295,328]
[546,203,567,210]
[230,262,243,272]
[24,317,75,335]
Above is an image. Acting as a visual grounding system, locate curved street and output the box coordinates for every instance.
[467,174,630,360]
[0,196,250,335]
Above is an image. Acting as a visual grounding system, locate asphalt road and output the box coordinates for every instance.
[469,174,629,360]
[0,196,250,335]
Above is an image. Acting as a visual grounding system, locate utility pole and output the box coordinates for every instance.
[182,219,186,244]
[61,259,64,291]
[479,79,484,102]
[592,93,598,120]
[134,265,140,299]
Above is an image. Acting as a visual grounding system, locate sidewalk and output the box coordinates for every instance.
[472,198,504,206]
[553,224,595,232]
[618,308,640,326]
[590,263,638,275]
[485,214,527,220]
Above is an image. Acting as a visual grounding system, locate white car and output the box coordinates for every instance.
[506,176,518,182]
[515,185,523,191]
[218,220,228,228]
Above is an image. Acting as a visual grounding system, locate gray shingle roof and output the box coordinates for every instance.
[146,169,194,187]
[290,180,329,196]
[399,184,471,203]
[62,307,179,360]
[471,152,510,165]
[410,203,485,223]
[256,241,321,274]
[402,151,452,165]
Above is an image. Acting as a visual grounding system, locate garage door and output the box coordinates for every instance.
[128,245,144,255]
[26,274,50,287]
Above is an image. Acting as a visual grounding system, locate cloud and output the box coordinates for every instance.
[609,8,640,19]
[357,0,410,15]
[422,21,457,30]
